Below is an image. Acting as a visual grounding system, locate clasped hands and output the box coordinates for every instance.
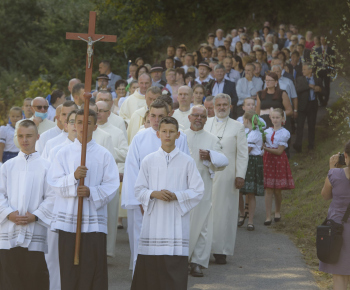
[74,166,90,197]
[8,211,36,225]
[151,190,177,202]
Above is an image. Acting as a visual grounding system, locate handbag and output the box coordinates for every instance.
[316,203,350,264]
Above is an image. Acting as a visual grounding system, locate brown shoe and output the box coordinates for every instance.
[190,263,204,277]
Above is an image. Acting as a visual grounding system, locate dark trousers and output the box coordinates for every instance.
[58,230,108,290]
[318,69,331,105]
[0,247,49,290]
[295,100,318,149]
[131,254,188,290]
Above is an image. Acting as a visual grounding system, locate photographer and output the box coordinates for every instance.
[319,143,350,289]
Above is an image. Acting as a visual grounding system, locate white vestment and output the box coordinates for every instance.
[172,108,191,130]
[108,113,127,139]
[35,126,62,154]
[127,106,147,145]
[122,127,190,271]
[98,122,128,257]
[14,117,56,148]
[135,147,204,256]
[184,128,228,268]
[119,89,146,123]
[0,152,54,252]
[204,117,248,256]
[41,131,68,159]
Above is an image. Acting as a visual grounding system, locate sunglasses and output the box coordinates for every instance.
[33,106,49,110]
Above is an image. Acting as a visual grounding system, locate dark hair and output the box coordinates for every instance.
[297,44,305,49]
[175,67,185,83]
[63,100,78,109]
[176,46,183,50]
[72,83,85,96]
[100,60,111,68]
[291,51,300,57]
[157,94,174,109]
[192,84,206,96]
[217,45,226,52]
[167,45,176,50]
[204,46,212,53]
[259,72,283,100]
[263,26,270,33]
[66,109,78,123]
[129,62,138,68]
[277,51,286,62]
[115,79,128,89]
[135,65,149,80]
[18,119,38,133]
[233,55,244,70]
[135,57,144,64]
[159,116,179,131]
[149,99,169,115]
[51,90,65,104]
[235,41,243,52]
[75,109,97,125]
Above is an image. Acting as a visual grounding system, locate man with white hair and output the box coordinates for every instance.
[172,86,193,130]
[14,97,56,148]
[204,93,248,265]
[214,29,225,47]
[185,105,228,277]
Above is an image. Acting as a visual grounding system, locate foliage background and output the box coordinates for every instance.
[0,0,348,123]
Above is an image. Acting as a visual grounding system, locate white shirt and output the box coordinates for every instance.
[236,77,263,106]
[0,124,19,153]
[264,127,290,149]
[47,105,56,122]
[0,152,55,252]
[35,125,62,154]
[242,42,251,54]
[181,65,199,77]
[246,129,263,156]
[195,75,213,84]
[214,37,225,47]
[135,147,204,256]
[226,69,240,84]
[212,79,225,97]
[47,139,119,234]
[41,131,68,159]
[231,35,240,47]
[47,138,72,162]
[172,108,191,130]
[122,127,190,210]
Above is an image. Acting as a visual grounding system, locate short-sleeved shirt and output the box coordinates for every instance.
[246,129,263,156]
[0,124,19,152]
[258,90,285,111]
[264,127,290,149]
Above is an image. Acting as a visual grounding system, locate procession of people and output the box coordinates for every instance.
[0,19,342,290]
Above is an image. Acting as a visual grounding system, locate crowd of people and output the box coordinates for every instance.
[0,20,346,290]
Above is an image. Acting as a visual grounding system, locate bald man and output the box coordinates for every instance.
[96,91,127,138]
[14,97,56,148]
[172,86,193,130]
[119,73,152,123]
[66,78,81,101]
[35,104,64,154]
[96,101,128,257]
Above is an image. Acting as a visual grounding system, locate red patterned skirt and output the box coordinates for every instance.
[263,151,295,189]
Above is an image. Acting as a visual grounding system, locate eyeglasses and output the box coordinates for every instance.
[33,106,49,110]
[191,114,207,119]
[97,109,109,113]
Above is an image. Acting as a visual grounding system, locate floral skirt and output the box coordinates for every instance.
[240,155,264,196]
[263,151,295,190]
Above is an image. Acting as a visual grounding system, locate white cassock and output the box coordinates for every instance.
[127,106,147,145]
[108,113,127,139]
[204,117,248,256]
[47,138,72,162]
[14,117,56,148]
[172,108,191,130]
[41,131,68,159]
[122,127,190,272]
[184,128,228,268]
[98,122,128,257]
[35,125,62,154]
[119,89,146,123]
[0,152,55,251]
[135,147,204,256]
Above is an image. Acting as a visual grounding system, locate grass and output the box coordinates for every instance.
[273,98,348,290]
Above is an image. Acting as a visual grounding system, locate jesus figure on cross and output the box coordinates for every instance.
[78,36,105,68]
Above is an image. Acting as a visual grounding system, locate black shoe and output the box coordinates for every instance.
[213,254,227,265]
[117,224,124,229]
[237,212,247,227]
[274,215,281,222]
[264,220,272,226]
[190,263,204,277]
[293,144,302,153]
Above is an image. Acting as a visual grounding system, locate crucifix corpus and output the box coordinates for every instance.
[66,11,117,266]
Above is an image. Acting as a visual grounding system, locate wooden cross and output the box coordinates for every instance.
[66,11,117,266]
[66,11,117,92]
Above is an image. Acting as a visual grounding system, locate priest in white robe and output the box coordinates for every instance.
[131,116,204,290]
[185,105,228,277]
[127,86,161,144]
[96,101,128,258]
[119,73,152,123]
[172,86,192,130]
[204,93,248,265]
[35,104,64,154]
[0,120,55,289]
[122,99,190,272]
[47,109,119,290]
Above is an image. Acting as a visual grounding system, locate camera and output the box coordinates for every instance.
[338,153,346,166]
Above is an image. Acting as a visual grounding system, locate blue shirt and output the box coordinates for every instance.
[306,76,315,101]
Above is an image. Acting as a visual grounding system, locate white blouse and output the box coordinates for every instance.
[246,129,263,156]
[264,127,290,149]
[0,124,19,153]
